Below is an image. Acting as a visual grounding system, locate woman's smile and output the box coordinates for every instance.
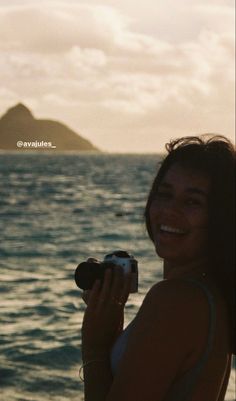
[152,223,188,244]
[159,224,187,235]
[153,223,189,251]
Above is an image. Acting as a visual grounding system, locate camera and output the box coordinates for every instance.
[74,250,138,293]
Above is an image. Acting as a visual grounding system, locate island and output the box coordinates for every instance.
[0,103,99,151]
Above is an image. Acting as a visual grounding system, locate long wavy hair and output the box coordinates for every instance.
[145,135,235,354]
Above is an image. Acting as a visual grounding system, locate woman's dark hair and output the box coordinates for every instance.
[145,134,235,353]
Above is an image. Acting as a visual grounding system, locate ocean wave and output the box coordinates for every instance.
[14,345,81,369]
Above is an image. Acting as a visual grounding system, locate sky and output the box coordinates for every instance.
[0,0,235,152]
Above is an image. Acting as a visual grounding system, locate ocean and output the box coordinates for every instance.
[0,153,235,401]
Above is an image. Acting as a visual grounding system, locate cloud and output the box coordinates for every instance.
[194,2,235,24]
[0,1,234,152]
[113,0,234,44]
[0,3,132,53]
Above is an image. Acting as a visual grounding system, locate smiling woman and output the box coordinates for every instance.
[80,134,235,401]
[145,135,235,319]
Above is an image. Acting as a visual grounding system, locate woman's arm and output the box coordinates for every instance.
[82,356,113,401]
[81,267,132,401]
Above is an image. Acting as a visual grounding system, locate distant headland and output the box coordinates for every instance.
[0,103,100,151]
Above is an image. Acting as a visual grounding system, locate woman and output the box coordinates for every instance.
[80,135,235,401]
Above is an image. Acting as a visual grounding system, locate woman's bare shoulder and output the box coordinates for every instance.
[145,278,209,309]
[135,278,210,331]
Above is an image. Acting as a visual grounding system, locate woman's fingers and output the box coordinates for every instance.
[97,268,113,306]
[86,279,101,311]
[110,266,124,299]
[82,290,91,305]
[86,266,132,311]
[110,267,132,307]
[121,272,132,304]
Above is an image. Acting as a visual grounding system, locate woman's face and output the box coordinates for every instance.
[149,163,210,266]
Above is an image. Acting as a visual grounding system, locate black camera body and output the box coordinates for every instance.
[74,250,138,293]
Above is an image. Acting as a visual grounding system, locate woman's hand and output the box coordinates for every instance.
[81,266,132,361]
[81,258,98,306]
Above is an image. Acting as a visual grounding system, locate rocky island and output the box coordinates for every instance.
[0,103,99,151]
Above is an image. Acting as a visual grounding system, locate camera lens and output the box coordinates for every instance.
[74,262,99,290]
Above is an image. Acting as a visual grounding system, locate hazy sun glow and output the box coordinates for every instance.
[0,0,235,152]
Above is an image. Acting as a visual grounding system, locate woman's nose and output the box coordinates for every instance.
[161,198,183,216]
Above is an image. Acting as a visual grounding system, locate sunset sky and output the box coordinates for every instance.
[0,0,235,152]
